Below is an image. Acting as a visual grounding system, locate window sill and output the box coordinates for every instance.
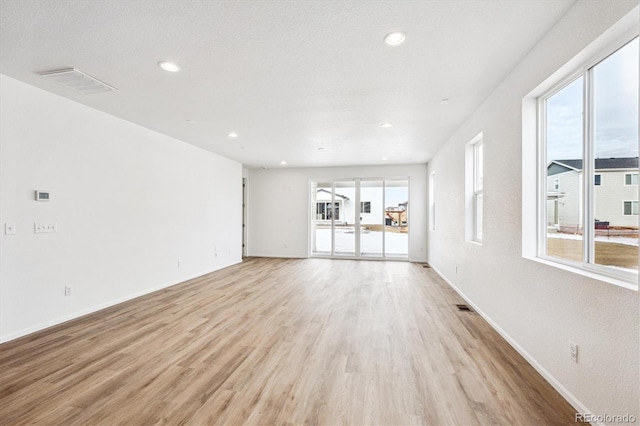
[523,255,639,291]
[467,240,483,246]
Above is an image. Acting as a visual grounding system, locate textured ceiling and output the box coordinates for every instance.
[0,0,575,168]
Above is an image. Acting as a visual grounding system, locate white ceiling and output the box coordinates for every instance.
[0,0,575,169]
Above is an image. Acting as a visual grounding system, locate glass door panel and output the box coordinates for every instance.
[334,181,356,256]
[360,180,384,257]
[311,181,332,255]
[384,180,409,258]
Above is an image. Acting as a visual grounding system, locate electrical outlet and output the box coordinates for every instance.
[64,286,72,296]
[569,341,578,362]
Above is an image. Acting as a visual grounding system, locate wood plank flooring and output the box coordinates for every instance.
[0,257,580,425]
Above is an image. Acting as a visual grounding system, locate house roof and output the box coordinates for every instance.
[316,189,349,200]
[548,157,639,175]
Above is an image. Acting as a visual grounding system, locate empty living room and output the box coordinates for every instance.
[0,1,638,425]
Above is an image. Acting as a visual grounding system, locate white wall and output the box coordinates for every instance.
[428,1,639,422]
[247,164,427,262]
[0,74,243,342]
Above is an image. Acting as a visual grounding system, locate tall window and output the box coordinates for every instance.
[360,201,371,213]
[429,172,435,231]
[466,133,483,243]
[540,36,638,281]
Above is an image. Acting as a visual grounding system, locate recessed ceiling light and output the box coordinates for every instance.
[317,147,325,151]
[280,161,287,165]
[158,61,180,72]
[382,157,388,161]
[380,122,393,128]
[228,132,238,138]
[186,119,195,124]
[384,31,406,47]
[440,98,450,104]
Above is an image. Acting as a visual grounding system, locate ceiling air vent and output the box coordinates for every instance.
[38,68,117,94]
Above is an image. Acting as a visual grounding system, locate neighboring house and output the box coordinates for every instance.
[314,189,349,222]
[385,202,408,226]
[547,157,639,230]
[314,188,406,226]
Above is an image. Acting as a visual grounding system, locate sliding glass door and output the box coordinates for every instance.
[310,178,409,259]
[385,180,409,258]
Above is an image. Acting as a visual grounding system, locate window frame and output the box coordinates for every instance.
[623,201,639,216]
[594,174,601,186]
[536,35,639,285]
[465,133,484,244]
[624,173,638,185]
[473,140,484,243]
[360,201,371,214]
[429,172,436,232]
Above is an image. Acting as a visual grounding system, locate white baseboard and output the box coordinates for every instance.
[0,259,241,344]
[429,264,600,425]
[247,253,308,259]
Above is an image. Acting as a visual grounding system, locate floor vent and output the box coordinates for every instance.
[456,304,473,312]
[422,264,431,268]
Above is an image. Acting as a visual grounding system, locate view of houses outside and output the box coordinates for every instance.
[311,179,408,258]
[545,37,638,272]
[547,158,638,270]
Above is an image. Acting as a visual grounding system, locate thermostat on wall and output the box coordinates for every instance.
[35,190,50,201]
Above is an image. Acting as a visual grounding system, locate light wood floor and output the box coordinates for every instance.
[0,257,579,425]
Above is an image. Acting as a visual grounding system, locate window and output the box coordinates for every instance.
[623,201,638,216]
[625,173,638,185]
[429,172,435,231]
[538,36,638,283]
[316,202,340,221]
[360,201,371,213]
[466,134,483,242]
